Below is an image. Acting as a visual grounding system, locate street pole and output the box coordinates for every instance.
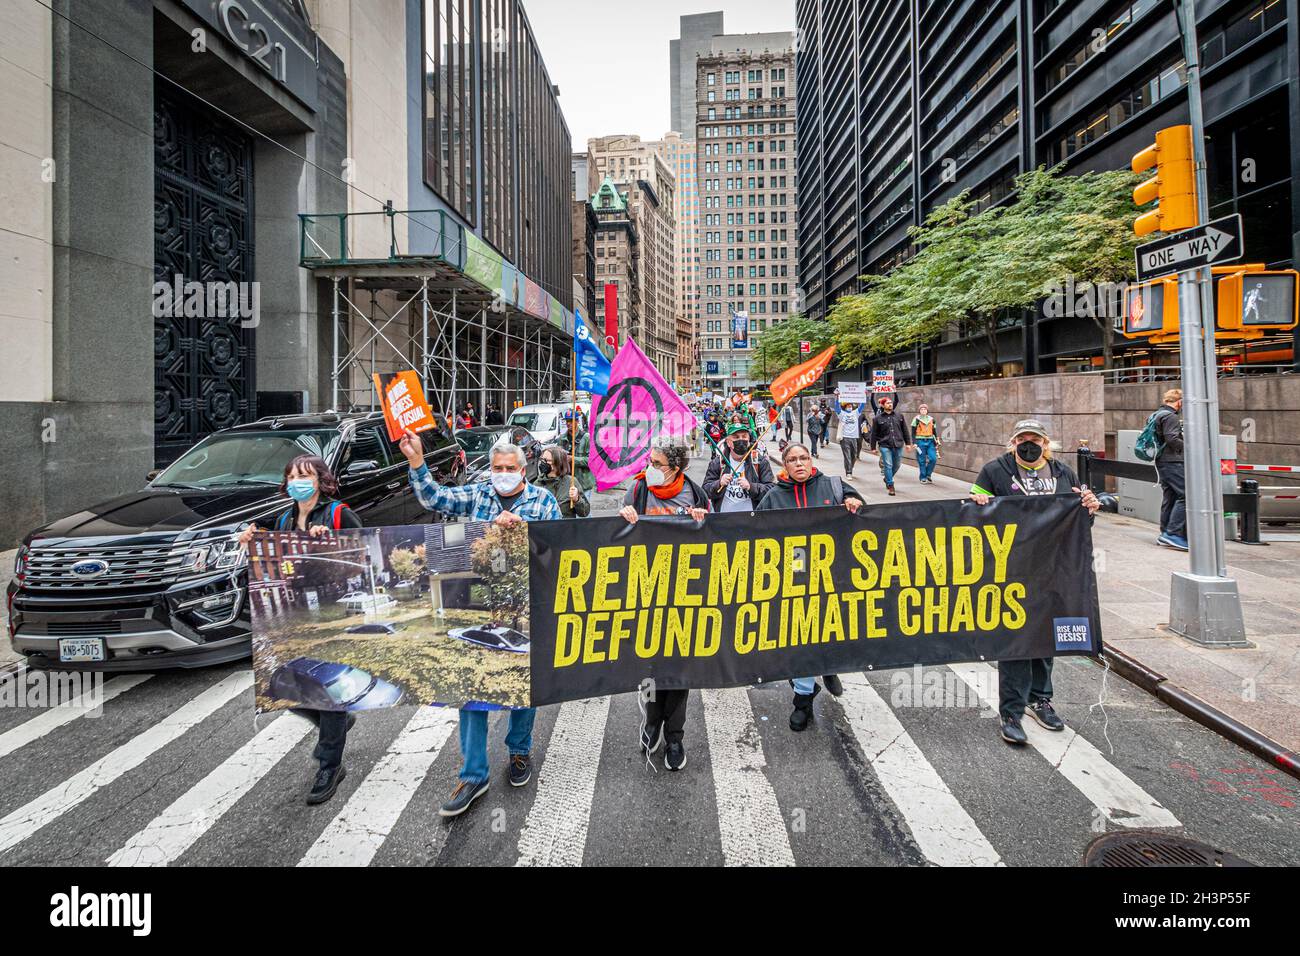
[1168,0,1248,646]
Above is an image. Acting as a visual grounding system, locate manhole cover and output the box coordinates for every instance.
[1084,832,1253,867]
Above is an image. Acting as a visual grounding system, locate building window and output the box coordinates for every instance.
[423,0,475,224]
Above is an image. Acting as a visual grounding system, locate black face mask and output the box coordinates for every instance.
[730,440,751,456]
[1016,441,1044,463]
[538,460,552,477]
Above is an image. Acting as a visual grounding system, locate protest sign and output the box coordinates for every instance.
[838,381,868,403]
[872,369,895,394]
[372,371,436,442]
[527,496,1101,706]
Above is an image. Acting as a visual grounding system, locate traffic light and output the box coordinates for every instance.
[280,559,296,576]
[1217,269,1299,332]
[1118,278,1179,340]
[1131,125,1198,237]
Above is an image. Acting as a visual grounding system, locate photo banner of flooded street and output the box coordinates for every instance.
[248,522,531,714]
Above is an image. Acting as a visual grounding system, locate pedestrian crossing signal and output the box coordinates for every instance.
[1216,270,1299,333]
[1118,279,1178,339]
[1131,125,1198,238]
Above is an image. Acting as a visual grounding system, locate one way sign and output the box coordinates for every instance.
[1135,214,1242,282]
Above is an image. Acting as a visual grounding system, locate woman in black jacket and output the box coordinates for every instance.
[239,454,362,806]
[534,446,590,518]
[968,420,1100,747]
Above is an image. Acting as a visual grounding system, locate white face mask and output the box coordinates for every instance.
[491,470,524,495]
[645,466,668,488]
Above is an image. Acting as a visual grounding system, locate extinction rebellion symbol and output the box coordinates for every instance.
[593,377,665,470]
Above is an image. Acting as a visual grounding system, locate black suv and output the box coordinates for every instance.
[7,412,464,671]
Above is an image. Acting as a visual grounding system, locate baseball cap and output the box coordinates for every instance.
[1009,419,1050,441]
[725,423,751,436]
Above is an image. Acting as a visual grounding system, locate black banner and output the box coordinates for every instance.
[527,496,1102,706]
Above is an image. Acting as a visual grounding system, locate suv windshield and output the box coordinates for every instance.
[457,429,511,454]
[151,429,344,488]
[509,412,557,433]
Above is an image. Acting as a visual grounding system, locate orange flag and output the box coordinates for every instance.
[770,345,836,406]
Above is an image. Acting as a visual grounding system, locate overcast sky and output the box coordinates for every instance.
[522,0,797,149]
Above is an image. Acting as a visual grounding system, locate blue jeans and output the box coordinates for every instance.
[793,677,817,696]
[458,706,536,784]
[915,439,937,481]
[878,445,902,485]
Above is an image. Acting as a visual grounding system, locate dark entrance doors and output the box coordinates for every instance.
[153,84,256,466]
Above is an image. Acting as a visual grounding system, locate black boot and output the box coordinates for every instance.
[822,674,844,697]
[307,764,346,805]
[789,683,821,732]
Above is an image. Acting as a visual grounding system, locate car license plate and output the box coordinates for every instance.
[59,638,105,663]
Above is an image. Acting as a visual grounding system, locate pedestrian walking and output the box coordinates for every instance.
[757,442,864,731]
[806,405,824,456]
[398,430,562,817]
[703,423,776,512]
[238,455,362,806]
[910,403,940,483]
[535,445,590,518]
[783,404,794,441]
[968,420,1100,746]
[836,401,863,477]
[1152,388,1188,551]
[867,395,913,495]
[618,436,711,771]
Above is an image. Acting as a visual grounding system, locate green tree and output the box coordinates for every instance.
[828,166,1141,374]
[752,315,834,381]
[469,523,529,630]
[388,544,425,583]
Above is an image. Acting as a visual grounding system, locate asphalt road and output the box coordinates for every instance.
[1,457,1296,867]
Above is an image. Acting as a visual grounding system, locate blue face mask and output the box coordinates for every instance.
[286,478,317,502]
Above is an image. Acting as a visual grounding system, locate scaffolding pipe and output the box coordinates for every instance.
[330,276,340,411]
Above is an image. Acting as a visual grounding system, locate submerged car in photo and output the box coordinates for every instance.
[268,656,404,711]
[447,625,530,654]
[344,621,403,635]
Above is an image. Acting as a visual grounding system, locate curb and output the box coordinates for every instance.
[1097,644,1300,781]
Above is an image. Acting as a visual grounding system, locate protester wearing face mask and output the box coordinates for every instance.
[757,442,864,731]
[836,401,863,476]
[969,420,1100,746]
[399,429,562,817]
[910,403,940,484]
[238,455,362,806]
[535,445,589,519]
[703,424,775,513]
[619,437,710,771]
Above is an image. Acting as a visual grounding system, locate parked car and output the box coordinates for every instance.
[6,411,465,672]
[447,625,530,654]
[268,656,403,711]
[506,403,570,444]
[455,425,541,482]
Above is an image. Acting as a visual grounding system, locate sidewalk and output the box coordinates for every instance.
[774,438,1300,754]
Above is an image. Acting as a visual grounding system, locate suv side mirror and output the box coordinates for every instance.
[344,459,380,476]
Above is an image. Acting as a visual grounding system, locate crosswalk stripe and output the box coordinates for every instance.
[838,673,1003,866]
[515,696,610,867]
[947,662,1181,829]
[0,675,152,760]
[106,711,314,867]
[0,671,252,857]
[701,687,796,867]
[298,706,459,867]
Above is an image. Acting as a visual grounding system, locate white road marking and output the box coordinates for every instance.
[838,673,1003,866]
[701,687,796,867]
[0,675,152,760]
[515,696,610,867]
[948,662,1181,829]
[107,711,314,866]
[0,671,252,856]
[299,706,459,867]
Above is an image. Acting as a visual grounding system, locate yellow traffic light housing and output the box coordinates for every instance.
[1118,278,1180,340]
[1217,269,1299,333]
[1132,125,1198,237]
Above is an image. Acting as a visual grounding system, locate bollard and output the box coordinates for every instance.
[1239,478,1261,544]
[1076,441,1094,490]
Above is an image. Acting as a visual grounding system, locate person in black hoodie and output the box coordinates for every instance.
[757,442,864,731]
[703,423,776,512]
[867,395,912,495]
[238,454,362,805]
[969,420,1100,746]
[1152,388,1187,551]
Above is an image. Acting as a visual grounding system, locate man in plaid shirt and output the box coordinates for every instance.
[398,427,561,818]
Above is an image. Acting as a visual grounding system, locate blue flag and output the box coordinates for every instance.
[574,309,612,395]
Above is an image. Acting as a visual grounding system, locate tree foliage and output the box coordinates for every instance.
[470,523,529,630]
[827,166,1142,373]
[752,314,834,379]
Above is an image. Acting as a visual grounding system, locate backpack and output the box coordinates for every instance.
[276,501,347,531]
[1134,411,1163,462]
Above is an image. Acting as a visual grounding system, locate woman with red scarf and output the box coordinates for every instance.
[619,436,710,771]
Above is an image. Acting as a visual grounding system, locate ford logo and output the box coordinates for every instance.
[71,560,110,578]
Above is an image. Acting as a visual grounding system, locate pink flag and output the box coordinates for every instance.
[589,337,695,491]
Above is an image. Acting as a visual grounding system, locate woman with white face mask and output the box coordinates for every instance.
[618,437,710,772]
[237,455,362,806]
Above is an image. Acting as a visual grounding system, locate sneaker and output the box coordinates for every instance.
[664,740,687,771]
[887,485,896,496]
[1000,717,1028,746]
[508,753,532,787]
[439,779,489,817]
[640,721,664,755]
[822,674,844,697]
[307,764,346,805]
[1158,533,1190,551]
[1027,699,1065,731]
